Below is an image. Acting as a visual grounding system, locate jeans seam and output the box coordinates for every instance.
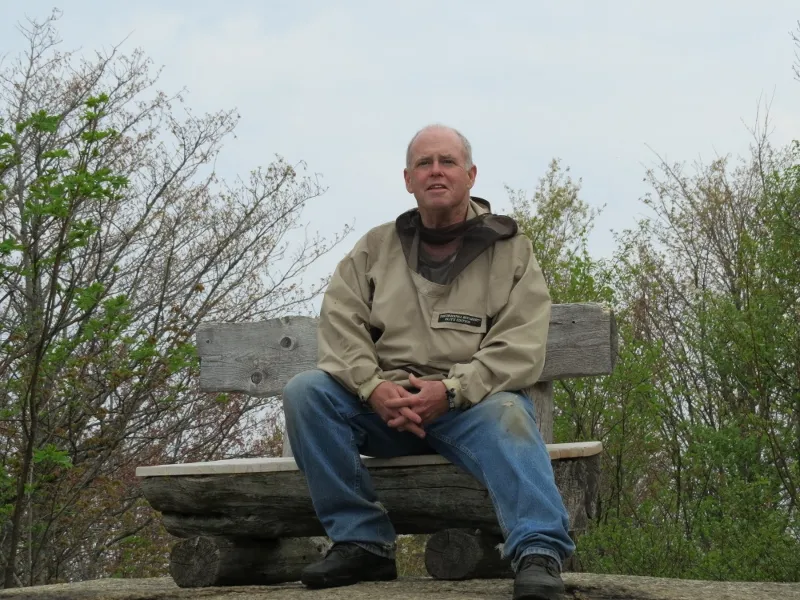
[426,430,510,538]
[351,426,361,497]
[324,382,364,496]
[343,406,372,419]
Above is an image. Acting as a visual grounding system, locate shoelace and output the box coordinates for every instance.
[326,542,361,559]
[520,555,560,577]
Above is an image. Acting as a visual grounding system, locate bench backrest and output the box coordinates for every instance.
[196,302,617,398]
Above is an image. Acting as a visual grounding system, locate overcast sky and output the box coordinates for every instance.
[2,2,799,298]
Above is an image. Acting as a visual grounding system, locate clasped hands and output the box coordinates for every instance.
[367,374,449,439]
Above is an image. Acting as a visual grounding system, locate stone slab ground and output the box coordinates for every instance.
[1,574,798,600]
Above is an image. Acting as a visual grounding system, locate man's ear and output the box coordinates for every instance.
[467,164,477,189]
[404,168,413,193]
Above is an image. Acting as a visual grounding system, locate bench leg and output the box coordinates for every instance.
[424,528,513,580]
[169,535,328,587]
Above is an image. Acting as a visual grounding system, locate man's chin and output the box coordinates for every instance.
[419,195,457,211]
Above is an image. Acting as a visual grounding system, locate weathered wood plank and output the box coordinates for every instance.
[528,381,553,444]
[169,536,327,587]
[138,454,600,540]
[136,441,601,477]
[196,302,616,397]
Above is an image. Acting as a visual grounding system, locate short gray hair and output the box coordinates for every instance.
[405,124,473,169]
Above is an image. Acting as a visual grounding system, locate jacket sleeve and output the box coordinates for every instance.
[316,235,385,402]
[442,236,551,408]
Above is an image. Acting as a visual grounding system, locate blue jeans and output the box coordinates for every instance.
[282,369,574,571]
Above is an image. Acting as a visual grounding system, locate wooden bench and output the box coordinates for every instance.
[136,302,617,587]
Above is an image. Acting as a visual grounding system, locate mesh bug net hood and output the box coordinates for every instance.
[395,197,519,285]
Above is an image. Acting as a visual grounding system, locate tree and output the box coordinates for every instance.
[0,11,348,587]
[509,160,667,570]
[506,158,604,305]
[577,124,800,580]
[508,133,800,581]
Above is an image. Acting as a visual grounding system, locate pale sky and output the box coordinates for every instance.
[2,2,799,300]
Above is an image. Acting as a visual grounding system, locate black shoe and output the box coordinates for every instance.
[513,555,565,600]
[300,542,398,589]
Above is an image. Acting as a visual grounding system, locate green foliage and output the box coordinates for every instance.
[0,236,23,256]
[17,110,61,134]
[513,149,800,582]
[0,13,341,586]
[0,99,214,584]
[509,158,611,305]
[32,445,72,469]
[74,282,106,312]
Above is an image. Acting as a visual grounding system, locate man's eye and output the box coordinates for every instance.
[442,158,455,164]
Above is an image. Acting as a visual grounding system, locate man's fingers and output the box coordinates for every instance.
[403,421,426,438]
[386,407,425,438]
[388,407,422,427]
[395,385,413,397]
[408,373,435,390]
[387,414,406,428]
[384,396,418,409]
[400,407,422,424]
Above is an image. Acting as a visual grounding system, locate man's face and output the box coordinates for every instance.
[404,128,477,214]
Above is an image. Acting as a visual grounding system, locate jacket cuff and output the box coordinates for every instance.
[441,377,469,409]
[357,375,385,404]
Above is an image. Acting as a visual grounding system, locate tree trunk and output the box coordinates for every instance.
[425,529,512,580]
[169,536,328,587]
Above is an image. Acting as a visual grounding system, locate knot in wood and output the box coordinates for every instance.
[280,336,293,349]
[250,372,263,385]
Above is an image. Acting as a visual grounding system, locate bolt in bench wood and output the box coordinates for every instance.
[136,302,616,587]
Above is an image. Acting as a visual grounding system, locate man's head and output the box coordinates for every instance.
[404,124,477,225]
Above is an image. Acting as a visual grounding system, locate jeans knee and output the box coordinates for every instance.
[478,392,538,442]
[282,369,330,423]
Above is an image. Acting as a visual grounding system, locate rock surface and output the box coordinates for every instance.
[1,574,798,600]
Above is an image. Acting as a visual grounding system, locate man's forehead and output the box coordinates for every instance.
[414,150,458,158]
[409,131,464,158]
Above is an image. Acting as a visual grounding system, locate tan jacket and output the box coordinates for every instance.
[316,199,551,409]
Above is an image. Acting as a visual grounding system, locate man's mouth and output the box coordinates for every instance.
[427,184,447,191]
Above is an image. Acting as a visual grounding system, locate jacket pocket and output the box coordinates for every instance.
[427,309,487,365]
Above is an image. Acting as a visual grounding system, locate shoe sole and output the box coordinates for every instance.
[513,582,566,600]
[302,566,398,589]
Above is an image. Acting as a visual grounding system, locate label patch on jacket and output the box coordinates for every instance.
[437,313,483,328]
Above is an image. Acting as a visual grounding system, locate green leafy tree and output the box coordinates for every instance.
[509,159,667,569]
[509,135,799,581]
[0,12,347,587]
[578,129,800,580]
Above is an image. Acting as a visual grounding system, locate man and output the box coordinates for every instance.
[283,124,574,600]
